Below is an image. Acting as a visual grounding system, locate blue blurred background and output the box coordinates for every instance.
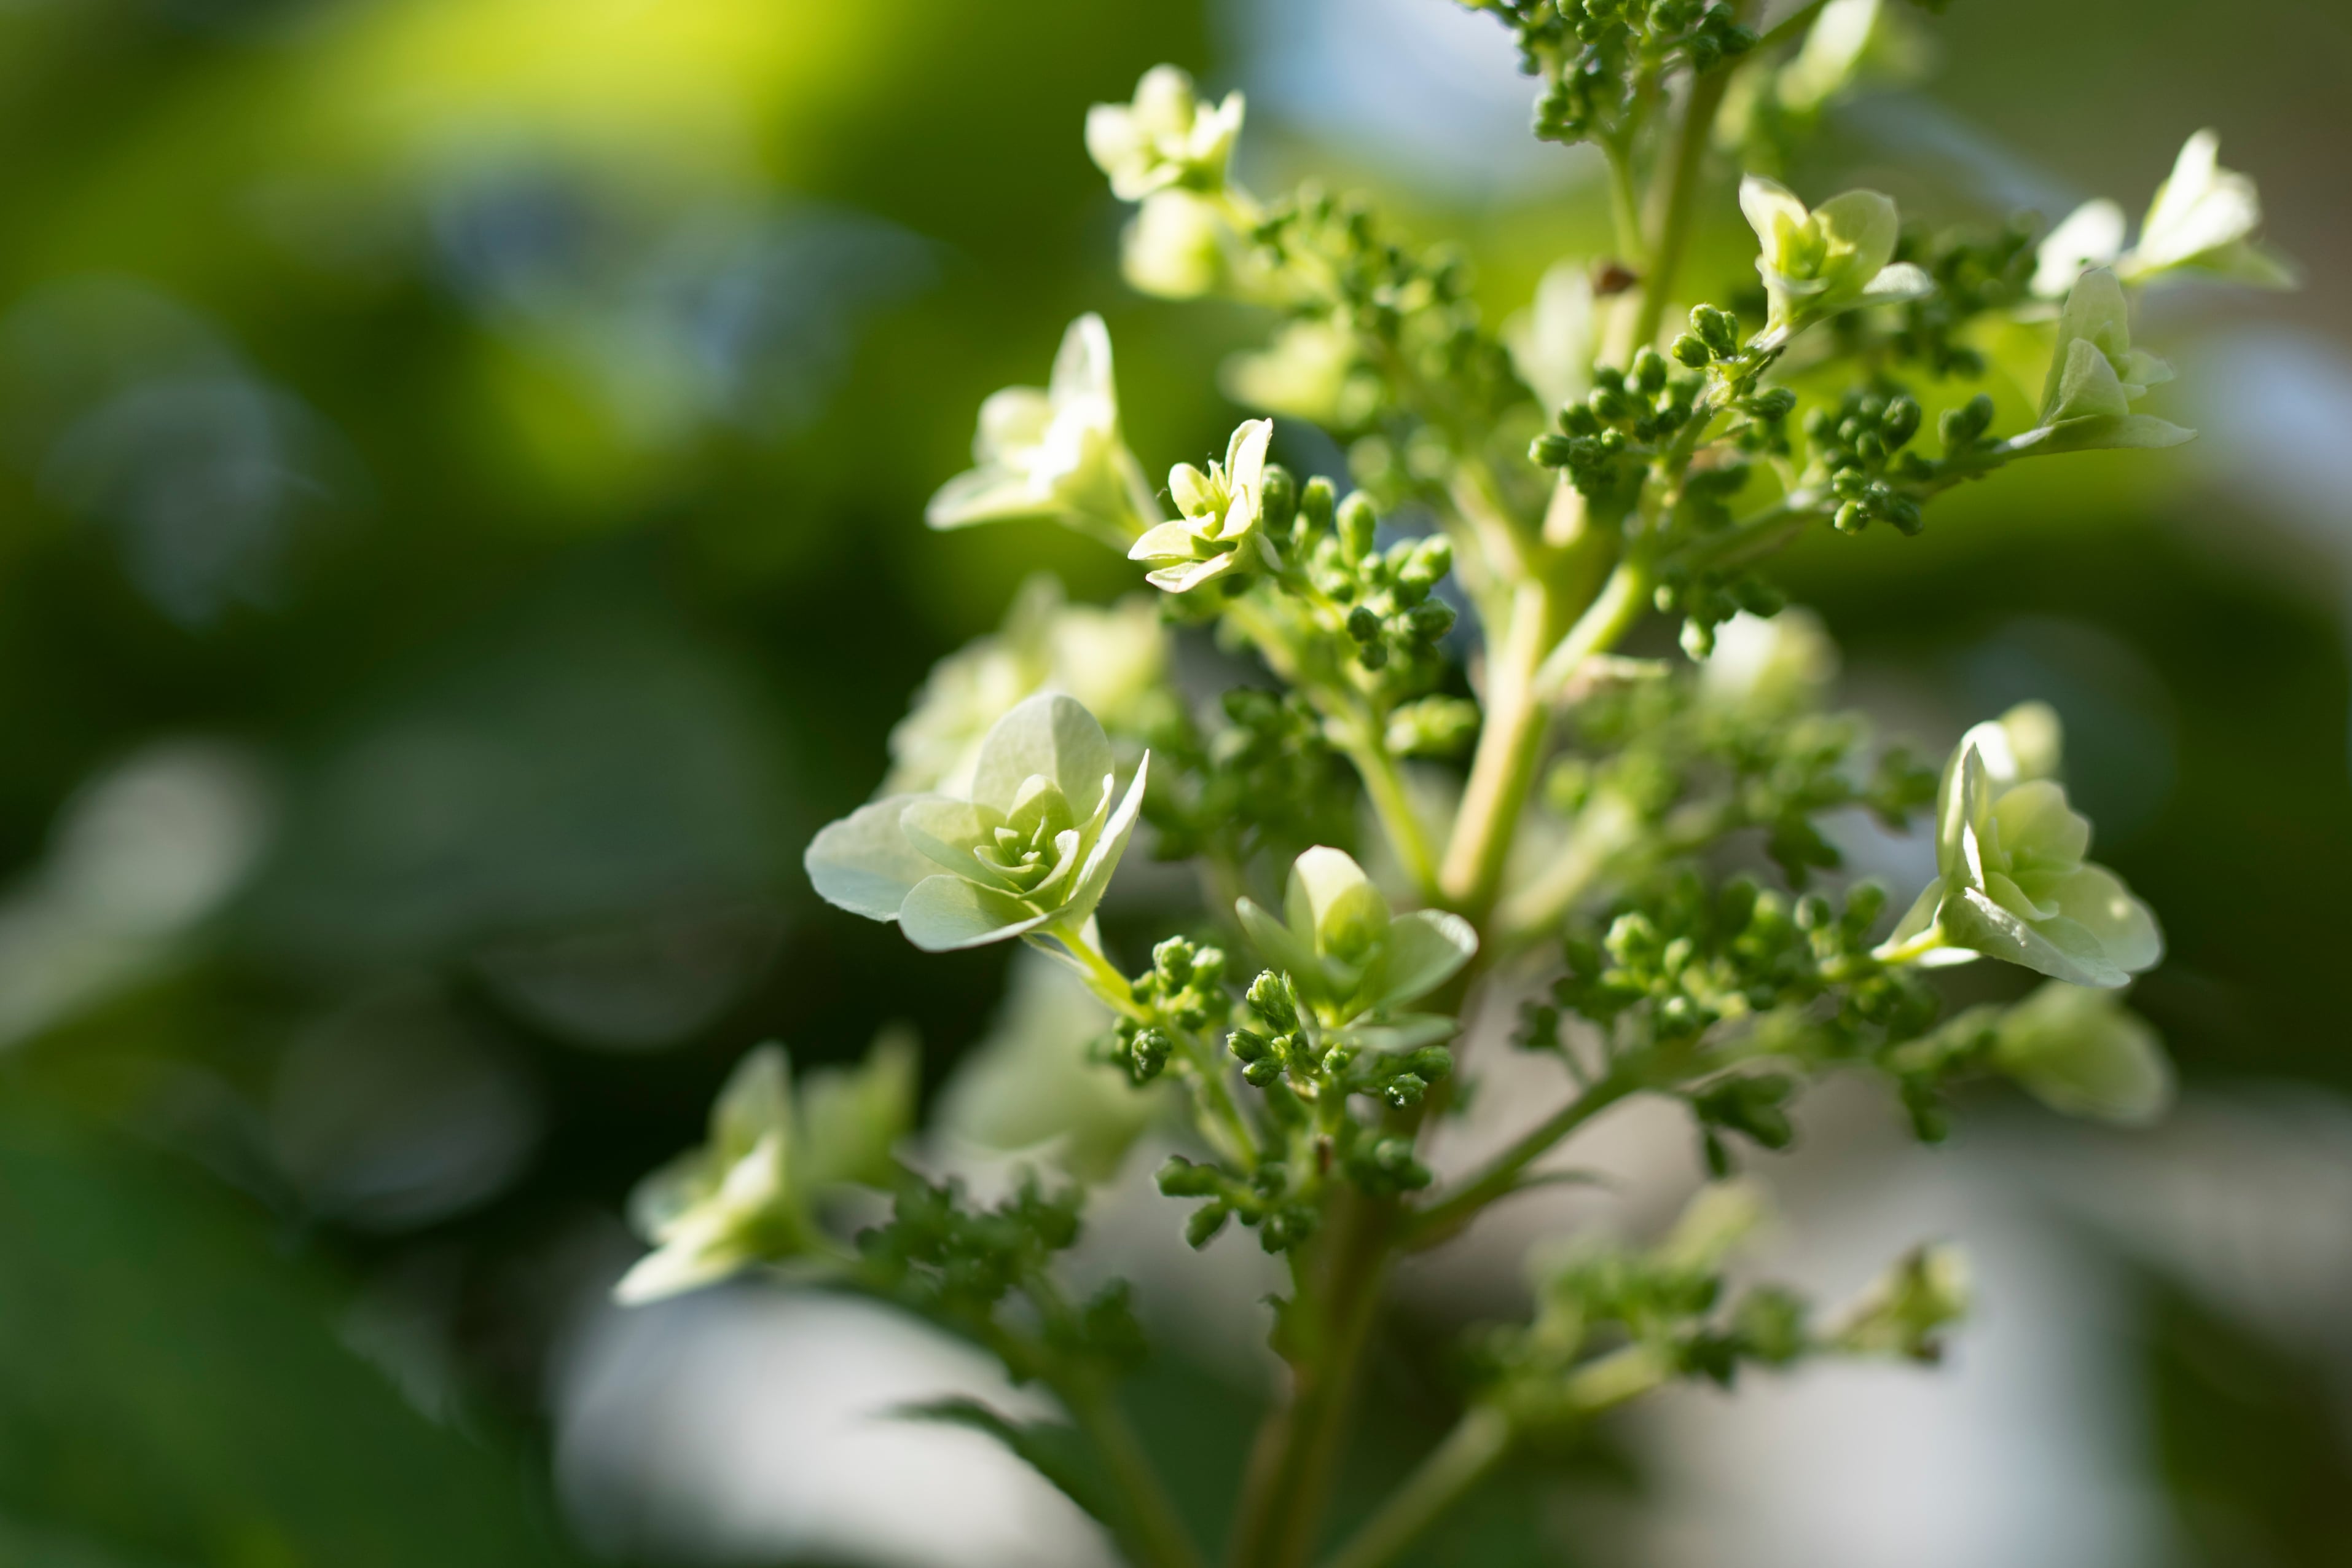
[0,1,2347,1564]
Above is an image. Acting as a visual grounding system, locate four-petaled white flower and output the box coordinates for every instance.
[2009,267,2193,457]
[806,693,1149,952]
[1878,701,2162,989]
[1237,846,1478,1030]
[885,573,1166,797]
[1128,418,1280,594]
[2033,130,2296,300]
[615,1035,915,1304]
[1086,65,1244,203]
[1739,176,1934,339]
[926,314,1162,547]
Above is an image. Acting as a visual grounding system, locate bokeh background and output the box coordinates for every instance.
[0,1,2346,1564]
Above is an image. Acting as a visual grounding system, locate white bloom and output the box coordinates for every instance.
[2033,130,2295,299]
[885,574,1167,797]
[925,315,1161,546]
[807,694,1148,952]
[1085,65,1244,203]
[1878,702,2162,989]
[1699,609,1838,713]
[1128,418,1279,594]
[616,1035,916,1304]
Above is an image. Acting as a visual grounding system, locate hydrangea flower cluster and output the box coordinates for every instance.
[615,16,2290,1568]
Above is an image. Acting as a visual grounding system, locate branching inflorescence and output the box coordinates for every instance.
[616,8,2292,1567]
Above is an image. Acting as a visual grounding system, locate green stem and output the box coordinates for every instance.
[1225,1191,1398,1568]
[1626,4,1754,355]
[1437,578,1561,923]
[1057,1374,1211,1568]
[1042,923,1256,1167]
[1317,1405,1514,1568]
[1338,729,1443,904]
[1603,136,1646,268]
[1531,552,1655,701]
[1406,1072,1639,1249]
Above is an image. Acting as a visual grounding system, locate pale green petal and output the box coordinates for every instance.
[1739,175,1811,262]
[1130,518,1206,565]
[797,1027,919,1189]
[1993,780,2091,871]
[2043,338,2133,426]
[806,797,941,921]
[1994,981,2173,1125]
[900,797,1017,888]
[898,875,1052,951]
[1145,553,1246,594]
[614,1224,753,1305]
[627,1146,715,1243]
[1237,895,1322,988]
[1066,755,1151,920]
[974,388,1055,462]
[1943,886,2130,989]
[713,1045,794,1166]
[2048,863,2163,974]
[2010,414,2195,458]
[1285,846,1389,960]
[1050,314,1117,412]
[1369,909,1478,1008]
[1857,262,1934,303]
[971,692,1116,818]
[1814,189,1901,287]
[927,465,1048,530]
[2033,198,2127,298]
[1342,1014,1459,1052]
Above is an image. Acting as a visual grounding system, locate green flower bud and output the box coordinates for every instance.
[1691,304,1740,356]
[1992,981,2173,1125]
[927,315,1161,545]
[1130,418,1278,593]
[1876,702,2162,988]
[807,694,1150,952]
[1338,490,1378,561]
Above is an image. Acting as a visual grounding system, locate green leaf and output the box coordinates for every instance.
[892,1397,1121,1534]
